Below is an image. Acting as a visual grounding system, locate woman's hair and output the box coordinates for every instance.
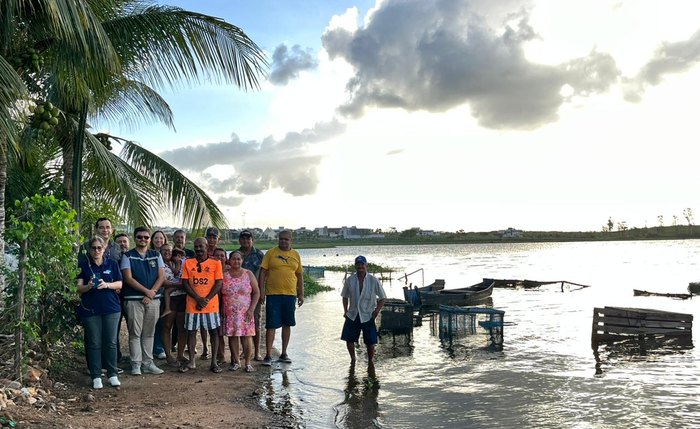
[89,236,106,247]
[150,230,168,249]
[228,250,243,260]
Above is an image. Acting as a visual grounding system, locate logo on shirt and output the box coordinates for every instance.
[149,260,157,268]
[276,255,289,264]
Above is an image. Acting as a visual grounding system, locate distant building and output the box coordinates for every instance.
[501,227,523,238]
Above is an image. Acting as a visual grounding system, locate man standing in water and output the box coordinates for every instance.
[341,255,386,363]
[259,230,304,366]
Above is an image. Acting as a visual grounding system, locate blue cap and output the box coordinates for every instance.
[205,227,219,237]
[355,255,367,265]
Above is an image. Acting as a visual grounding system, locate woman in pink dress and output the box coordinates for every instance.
[222,251,260,372]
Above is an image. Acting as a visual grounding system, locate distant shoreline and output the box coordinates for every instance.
[223,227,700,250]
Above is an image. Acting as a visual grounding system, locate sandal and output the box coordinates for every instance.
[178,364,191,373]
[229,363,240,371]
[253,355,263,362]
[245,364,255,373]
[210,364,223,373]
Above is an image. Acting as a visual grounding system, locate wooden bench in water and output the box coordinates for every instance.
[591,306,693,348]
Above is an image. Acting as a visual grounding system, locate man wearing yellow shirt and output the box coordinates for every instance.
[259,230,304,366]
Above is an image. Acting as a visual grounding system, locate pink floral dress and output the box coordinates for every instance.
[221,270,255,337]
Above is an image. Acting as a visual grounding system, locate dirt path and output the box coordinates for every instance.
[10,356,291,429]
[4,323,293,429]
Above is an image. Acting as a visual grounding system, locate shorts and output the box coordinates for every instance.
[341,316,378,346]
[170,294,186,313]
[185,312,220,331]
[265,295,296,329]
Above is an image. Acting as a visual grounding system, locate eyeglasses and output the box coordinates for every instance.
[91,246,103,251]
[136,235,150,240]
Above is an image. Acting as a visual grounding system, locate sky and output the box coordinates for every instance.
[102,0,700,233]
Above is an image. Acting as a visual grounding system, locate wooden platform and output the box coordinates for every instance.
[591,306,693,347]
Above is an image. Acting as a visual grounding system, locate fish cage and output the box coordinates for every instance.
[435,305,505,348]
[378,299,414,334]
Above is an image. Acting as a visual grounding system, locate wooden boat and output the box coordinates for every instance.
[418,280,494,307]
[403,279,445,306]
[633,289,692,300]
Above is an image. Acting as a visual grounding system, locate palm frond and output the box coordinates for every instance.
[90,77,174,132]
[0,55,26,145]
[120,139,228,230]
[81,131,161,227]
[103,4,268,92]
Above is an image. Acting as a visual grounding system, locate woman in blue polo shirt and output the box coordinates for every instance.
[77,236,123,389]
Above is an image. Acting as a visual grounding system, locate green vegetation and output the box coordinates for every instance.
[324,263,396,273]
[2,195,80,382]
[303,273,332,296]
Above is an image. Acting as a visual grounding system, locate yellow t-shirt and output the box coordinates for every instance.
[182,258,223,314]
[261,247,302,296]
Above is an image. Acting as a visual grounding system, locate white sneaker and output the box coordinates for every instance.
[131,362,142,375]
[92,378,103,389]
[108,376,121,387]
[142,361,164,375]
[155,352,167,359]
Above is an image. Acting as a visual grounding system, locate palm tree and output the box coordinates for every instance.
[3,1,267,232]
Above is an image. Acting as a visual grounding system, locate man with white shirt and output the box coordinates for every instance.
[340,255,386,363]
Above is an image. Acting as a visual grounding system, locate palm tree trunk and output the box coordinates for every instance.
[14,239,27,382]
[0,138,6,293]
[71,104,88,223]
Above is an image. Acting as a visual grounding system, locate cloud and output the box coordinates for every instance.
[269,44,319,85]
[387,149,404,155]
[159,119,346,197]
[322,0,621,130]
[217,196,244,207]
[623,28,700,102]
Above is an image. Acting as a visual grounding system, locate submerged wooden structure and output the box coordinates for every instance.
[486,278,591,291]
[633,289,692,300]
[591,306,693,348]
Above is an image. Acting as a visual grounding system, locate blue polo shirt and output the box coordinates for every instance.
[120,248,164,301]
[77,258,122,317]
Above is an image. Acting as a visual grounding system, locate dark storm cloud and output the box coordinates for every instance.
[322,0,621,130]
[159,119,346,197]
[623,28,700,102]
[269,44,319,85]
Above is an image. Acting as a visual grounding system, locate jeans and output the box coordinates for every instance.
[82,312,120,379]
[153,318,165,356]
[124,299,159,365]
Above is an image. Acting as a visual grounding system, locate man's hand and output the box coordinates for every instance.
[145,289,156,299]
[297,296,304,307]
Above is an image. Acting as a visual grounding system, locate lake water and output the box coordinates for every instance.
[258,240,700,428]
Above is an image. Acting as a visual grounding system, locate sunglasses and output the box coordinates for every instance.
[196,262,202,273]
[136,235,150,240]
[91,246,103,251]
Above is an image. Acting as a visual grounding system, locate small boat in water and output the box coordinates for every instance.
[418,280,494,307]
[633,289,692,300]
[403,279,445,306]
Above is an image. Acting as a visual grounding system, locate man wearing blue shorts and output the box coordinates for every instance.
[259,230,304,366]
[341,255,386,363]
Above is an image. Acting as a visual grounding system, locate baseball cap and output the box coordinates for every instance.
[205,227,219,237]
[355,255,368,265]
[239,230,253,238]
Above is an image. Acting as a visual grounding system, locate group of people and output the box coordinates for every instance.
[77,218,387,390]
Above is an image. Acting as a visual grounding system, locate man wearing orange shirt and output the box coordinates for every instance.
[180,238,224,373]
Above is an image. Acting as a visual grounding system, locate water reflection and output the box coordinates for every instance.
[334,363,382,429]
[376,333,413,358]
[593,336,694,376]
[262,369,303,428]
